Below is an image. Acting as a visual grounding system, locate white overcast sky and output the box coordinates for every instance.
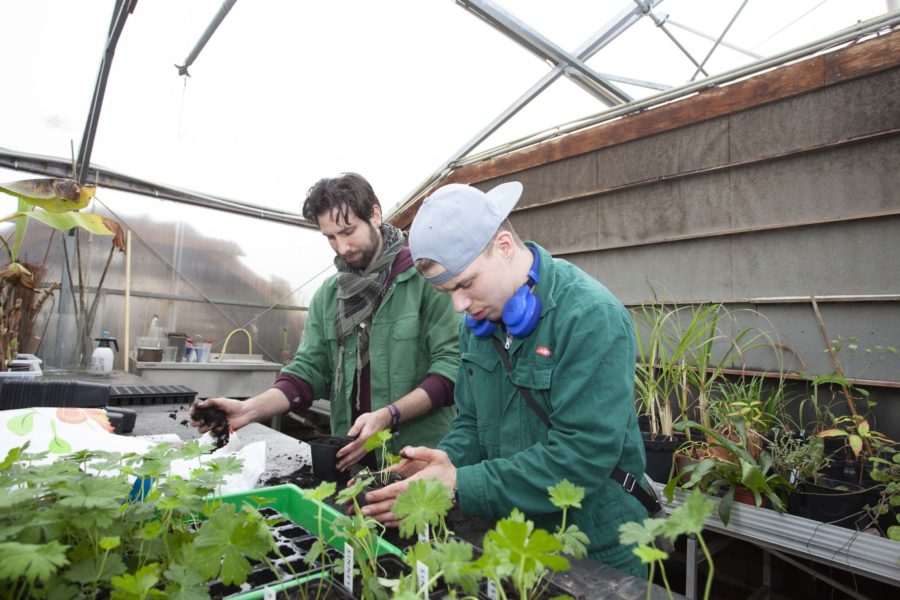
[2,0,891,215]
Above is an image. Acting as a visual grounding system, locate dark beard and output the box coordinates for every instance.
[345,222,381,271]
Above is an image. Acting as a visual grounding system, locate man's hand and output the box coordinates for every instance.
[336,408,392,471]
[360,447,456,527]
[189,397,252,432]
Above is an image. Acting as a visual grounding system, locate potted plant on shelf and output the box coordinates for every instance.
[665,421,793,526]
[0,177,124,372]
[632,300,785,483]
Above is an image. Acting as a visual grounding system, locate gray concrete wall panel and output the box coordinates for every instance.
[730,216,900,298]
[729,67,900,162]
[730,136,900,228]
[511,197,598,255]
[567,236,735,305]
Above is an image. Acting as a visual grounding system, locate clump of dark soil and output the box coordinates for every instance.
[190,403,230,449]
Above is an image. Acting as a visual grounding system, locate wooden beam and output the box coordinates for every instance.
[390,29,900,230]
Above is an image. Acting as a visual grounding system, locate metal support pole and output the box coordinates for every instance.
[636,0,709,78]
[690,0,751,81]
[76,0,134,186]
[667,18,763,59]
[762,548,772,599]
[686,534,698,599]
[399,0,661,213]
[458,0,631,105]
[175,0,238,77]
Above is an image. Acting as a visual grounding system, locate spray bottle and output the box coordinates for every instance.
[90,331,119,375]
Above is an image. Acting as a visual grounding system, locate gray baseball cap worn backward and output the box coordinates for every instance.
[409,181,523,285]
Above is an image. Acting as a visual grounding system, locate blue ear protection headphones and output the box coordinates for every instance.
[465,246,542,339]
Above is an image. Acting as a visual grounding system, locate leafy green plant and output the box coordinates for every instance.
[769,431,831,486]
[619,490,715,600]
[392,477,454,542]
[0,442,283,599]
[665,421,792,525]
[475,508,575,600]
[866,447,900,541]
[632,300,785,440]
[301,481,338,571]
[331,471,393,600]
[362,430,401,485]
[548,479,589,559]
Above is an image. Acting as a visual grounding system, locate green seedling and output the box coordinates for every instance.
[548,479,589,559]
[619,489,715,600]
[363,429,401,485]
[393,477,454,542]
[476,508,572,600]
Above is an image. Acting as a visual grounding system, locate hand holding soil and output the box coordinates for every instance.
[189,401,231,449]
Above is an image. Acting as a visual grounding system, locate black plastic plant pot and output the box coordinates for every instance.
[308,436,353,483]
[803,477,867,529]
[642,431,686,483]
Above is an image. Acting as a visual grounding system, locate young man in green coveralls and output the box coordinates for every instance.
[362,181,649,577]
[193,173,459,469]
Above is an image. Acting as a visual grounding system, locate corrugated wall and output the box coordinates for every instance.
[396,31,900,432]
[494,65,899,386]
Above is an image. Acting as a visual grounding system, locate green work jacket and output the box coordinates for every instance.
[282,263,459,453]
[438,243,647,576]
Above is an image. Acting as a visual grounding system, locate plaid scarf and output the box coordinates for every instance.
[334,223,405,408]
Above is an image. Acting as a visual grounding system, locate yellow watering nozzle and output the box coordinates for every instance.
[218,328,252,362]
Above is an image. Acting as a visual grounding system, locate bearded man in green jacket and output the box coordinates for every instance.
[362,181,649,577]
[193,173,459,469]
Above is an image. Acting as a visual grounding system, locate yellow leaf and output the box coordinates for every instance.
[0,178,95,212]
[848,435,863,457]
[857,420,870,437]
[816,429,846,438]
[0,211,113,236]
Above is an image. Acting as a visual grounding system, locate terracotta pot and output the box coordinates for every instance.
[733,487,758,506]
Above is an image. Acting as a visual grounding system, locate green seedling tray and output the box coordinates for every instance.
[216,483,402,599]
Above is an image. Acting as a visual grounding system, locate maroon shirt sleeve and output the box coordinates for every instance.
[272,372,315,413]
[419,373,455,411]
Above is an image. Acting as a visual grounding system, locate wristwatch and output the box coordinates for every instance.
[452,486,460,508]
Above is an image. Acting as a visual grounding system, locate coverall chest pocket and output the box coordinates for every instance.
[509,358,554,441]
[460,351,502,452]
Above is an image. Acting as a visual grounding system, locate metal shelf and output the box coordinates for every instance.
[660,485,900,587]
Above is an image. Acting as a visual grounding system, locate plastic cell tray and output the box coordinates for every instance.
[215,483,402,599]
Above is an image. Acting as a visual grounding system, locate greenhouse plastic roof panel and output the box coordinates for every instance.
[1,1,894,220]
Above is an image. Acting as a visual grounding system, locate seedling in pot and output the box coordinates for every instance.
[331,472,393,599]
[363,429,401,485]
[301,481,338,570]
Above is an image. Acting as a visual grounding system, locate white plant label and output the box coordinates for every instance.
[487,579,499,600]
[418,523,430,543]
[263,588,276,600]
[416,560,430,599]
[343,542,354,593]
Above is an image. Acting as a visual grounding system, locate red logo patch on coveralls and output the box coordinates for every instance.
[535,346,552,358]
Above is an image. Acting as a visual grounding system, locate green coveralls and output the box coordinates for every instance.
[281,264,460,452]
[438,243,648,577]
